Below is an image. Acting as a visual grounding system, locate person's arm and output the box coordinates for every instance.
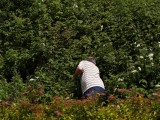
[73,67,82,80]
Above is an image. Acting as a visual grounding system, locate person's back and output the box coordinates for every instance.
[78,60,105,94]
[74,57,105,98]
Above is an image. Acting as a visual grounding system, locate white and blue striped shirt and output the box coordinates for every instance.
[78,60,105,94]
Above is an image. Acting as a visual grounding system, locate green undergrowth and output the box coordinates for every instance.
[0,93,160,120]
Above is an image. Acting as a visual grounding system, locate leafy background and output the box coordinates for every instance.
[0,0,160,100]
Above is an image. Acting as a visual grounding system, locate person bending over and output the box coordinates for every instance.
[74,57,106,98]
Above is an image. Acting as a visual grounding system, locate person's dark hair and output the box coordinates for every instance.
[86,56,96,65]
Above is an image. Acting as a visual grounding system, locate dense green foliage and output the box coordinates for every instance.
[0,93,160,120]
[0,0,160,99]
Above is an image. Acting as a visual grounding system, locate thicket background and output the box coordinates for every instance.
[0,0,160,100]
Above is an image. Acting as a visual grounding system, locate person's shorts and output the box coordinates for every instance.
[83,86,106,98]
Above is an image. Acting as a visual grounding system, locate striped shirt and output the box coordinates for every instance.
[78,60,105,94]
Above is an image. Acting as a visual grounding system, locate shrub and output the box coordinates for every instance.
[0,93,159,120]
[1,0,160,99]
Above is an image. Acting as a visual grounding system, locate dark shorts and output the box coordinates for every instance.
[83,86,106,98]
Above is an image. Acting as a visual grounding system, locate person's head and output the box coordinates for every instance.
[86,56,96,65]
